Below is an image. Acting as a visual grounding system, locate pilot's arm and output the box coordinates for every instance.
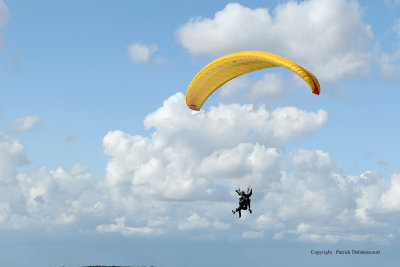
[246,188,252,197]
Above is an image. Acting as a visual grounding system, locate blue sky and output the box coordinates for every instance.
[1,0,400,266]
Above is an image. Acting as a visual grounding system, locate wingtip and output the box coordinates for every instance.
[312,88,320,95]
[312,80,320,95]
[189,104,200,111]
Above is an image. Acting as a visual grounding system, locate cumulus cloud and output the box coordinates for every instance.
[10,116,42,132]
[0,0,9,50]
[128,42,165,64]
[176,0,373,84]
[103,93,327,216]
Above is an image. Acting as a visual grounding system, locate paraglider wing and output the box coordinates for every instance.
[186,51,320,111]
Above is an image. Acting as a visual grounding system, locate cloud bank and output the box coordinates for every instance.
[0,93,400,243]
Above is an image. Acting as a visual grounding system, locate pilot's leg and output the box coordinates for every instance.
[248,199,252,213]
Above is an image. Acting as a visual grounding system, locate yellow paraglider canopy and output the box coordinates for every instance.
[186,51,320,111]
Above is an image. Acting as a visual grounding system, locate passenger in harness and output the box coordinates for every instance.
[232,187,252,218]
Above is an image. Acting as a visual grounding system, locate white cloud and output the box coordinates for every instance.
[380,173,400,212]
[97,217,164,236]
[128,42,165,64]
[218,76,250,102]
[0,133,29,185]
[0,0,9,50]
[142,93,327,149]
[290,149,334,172]
[0,162,108,230]
[296,223,311,233]
[178,213,210,230]
[255,214,284,230]
[176,0,373,84]
[254,150,400,243]
[248,73,285,101]
[0,202,11,222]
[10,116,42,132]
[196,144,281,187]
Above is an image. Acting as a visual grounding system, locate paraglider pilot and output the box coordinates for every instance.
[232,187,252,218]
